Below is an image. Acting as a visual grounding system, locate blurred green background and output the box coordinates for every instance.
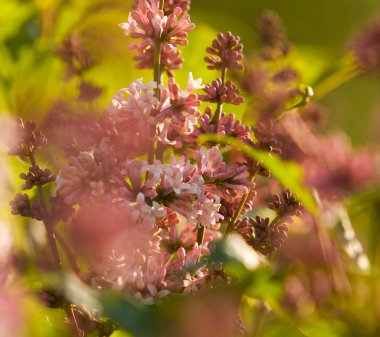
[1,0,379,145]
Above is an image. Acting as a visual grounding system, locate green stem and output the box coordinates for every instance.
[213,67,227,132]
[269,215,281,227]
[251,301,269,337]
[196,225,205,246]
[55,233,82,278]
[149,1,164,164]
[224,174,255,239]
[148,36,162,165]
[313,64,361,101]
[29,153,62,273]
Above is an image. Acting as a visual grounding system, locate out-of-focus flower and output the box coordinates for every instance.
[176,290,241,337]
[19,166,55,190]
[0,288,25,337]
[205,32,244,71]
[280,112,377,198]
[9,194,43,220]
[351,16,380,72]
[7,118,46,158]
[55,146,116,206]
[78,81,103,101]
[0,223,25,337]
[252,120,282,154]
[256,10,291,60]
[163,0,190,15]
[271,67,299,83]
[56,34,96,77]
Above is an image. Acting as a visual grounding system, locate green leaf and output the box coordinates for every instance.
[23,297,71,337]
[198,134,318,213]
[111,331,134,337]
[101,293,155,337]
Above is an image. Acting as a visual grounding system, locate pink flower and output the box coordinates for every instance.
[205,31,244,71]
[130,192,166,228]
[197,195,224,229]
[195,147,252,202]
[121,2,194,45]
[120,0,194,72]
[201,79,244,105]
[110,79,164,127]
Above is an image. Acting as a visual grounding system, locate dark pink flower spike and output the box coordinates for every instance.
[121,0,194,72]
[19,166,55,191]
[235,216,288,256]
[201,79,244,105]
[205,32,244,71]
[8,118,47,158]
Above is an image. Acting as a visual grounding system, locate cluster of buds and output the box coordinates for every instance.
[8,120,55,221]
[56,34,102,101]
[205,32,244,71]
[8,118,46,159]
[235,216,288,256]
[235,190,303,255]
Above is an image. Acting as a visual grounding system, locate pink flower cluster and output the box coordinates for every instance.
[47,0,307,304]
[9,0,306,313]
[120,0,194,75]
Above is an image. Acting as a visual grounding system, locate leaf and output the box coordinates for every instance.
[110,331,134,337]
[198,134,318,213]
[101,293,155,337]
[23,297,71,337]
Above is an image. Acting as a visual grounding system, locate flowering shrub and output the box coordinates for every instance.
[2,1,380,337]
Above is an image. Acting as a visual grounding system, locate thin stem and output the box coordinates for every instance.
[269,215,281,227]
[213,67,227,132]
[153,37,162,98]
[311,53,361,101]
[29,153,88,337]
[196,225,206,263]
[224,174,255,239]
[196,225,205,246]
[251,300,269,337]
[55,233,82,278]
[313,64,361,101]
[29,153,62,272]
[149,2,164,164]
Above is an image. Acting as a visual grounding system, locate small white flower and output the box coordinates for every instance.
[186,72,204,92]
